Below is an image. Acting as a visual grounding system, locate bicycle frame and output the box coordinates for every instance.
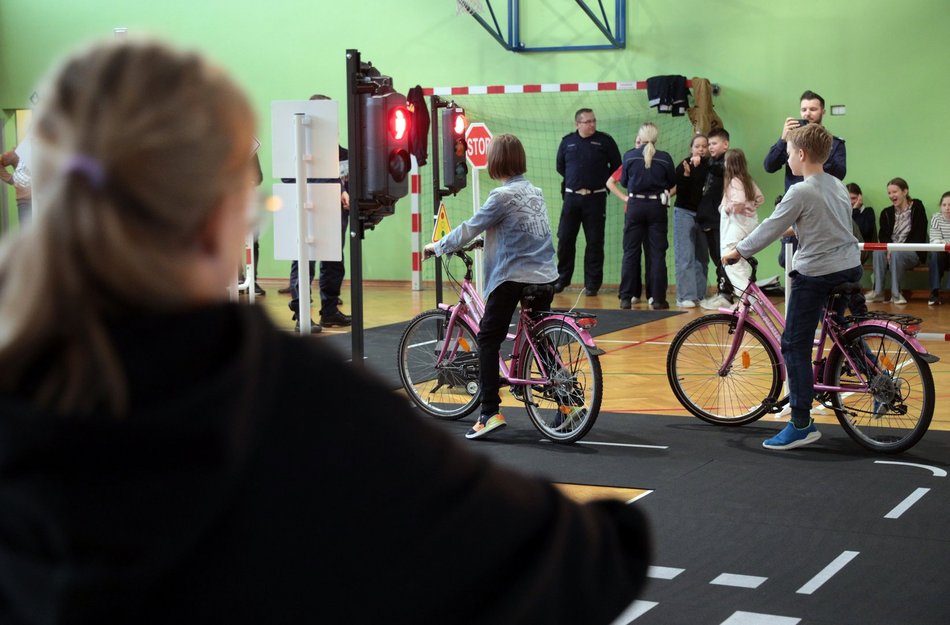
[717,276,934,401]
[435,249,600,389]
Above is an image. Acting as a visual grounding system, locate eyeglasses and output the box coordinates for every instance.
[577,119,596,124]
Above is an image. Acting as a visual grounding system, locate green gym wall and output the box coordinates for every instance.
[2,0,947,284]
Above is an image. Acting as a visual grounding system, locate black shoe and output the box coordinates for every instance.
[583,288,598,296]
[278,284,292,294]
[620,298,632,310]
[336,296,344,306]
[320,309,352,327]
[254,283,266,296]
[553,282,566,294]
[294,319,322,333]
[651,300,670,310]
[291,310,322,334]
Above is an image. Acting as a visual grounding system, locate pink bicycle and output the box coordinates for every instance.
[666,257,938,453]
[397,240,603,443]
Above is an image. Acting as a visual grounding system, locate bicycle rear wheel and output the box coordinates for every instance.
[667,314,783,425]
[519,320,602,443]
[397,310,481,420]
[826,324,934,453]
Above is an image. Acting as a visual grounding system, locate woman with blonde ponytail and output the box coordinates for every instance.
[0,40,650,624]
[608,122,676,309]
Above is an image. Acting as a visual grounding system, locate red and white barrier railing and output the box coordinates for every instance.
[780,241,950,342]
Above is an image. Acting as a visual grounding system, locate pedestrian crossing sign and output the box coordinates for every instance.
[432,203,452,242]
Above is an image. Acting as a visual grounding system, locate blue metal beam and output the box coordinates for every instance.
[461,0,627,53]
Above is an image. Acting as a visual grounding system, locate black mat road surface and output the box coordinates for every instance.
[428,411,950,625]
[320,308,682,390]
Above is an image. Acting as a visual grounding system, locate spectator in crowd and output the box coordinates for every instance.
[927,191,950,305]
[554,108,622,296]
[764,90,846,268]
[867,177,928,305]
[671,133,710,307]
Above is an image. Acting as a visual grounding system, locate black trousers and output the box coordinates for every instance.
[477,281,554,416]
[556,192,607,290]
[620,199,668,302]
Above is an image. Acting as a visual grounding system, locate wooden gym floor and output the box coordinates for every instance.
[248,278,950,438]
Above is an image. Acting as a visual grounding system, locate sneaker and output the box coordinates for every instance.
[278,284,293,295]
[320,309,352,327]
[620,298,632,310]
[552,406,587,432]
[891,293,908,305]
[700,294,732,310]
[929,291,941,306]
[651,300,670,310]
[676,299,697,308]
[466,413,507,439]
[583,288,599,296]
[865,290,885,303]
[763,420,821,450]
[648,297,654,305]
[254,282,266,296]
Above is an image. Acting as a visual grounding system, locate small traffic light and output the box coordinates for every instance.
[441,107,468,194]
[360,90,412,210]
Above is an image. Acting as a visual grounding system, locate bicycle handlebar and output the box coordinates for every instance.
[423,239,484,260]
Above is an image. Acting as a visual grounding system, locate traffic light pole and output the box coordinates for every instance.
[345,48,369,369]
[430,95,449,307]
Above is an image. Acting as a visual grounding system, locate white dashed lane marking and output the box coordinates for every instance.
[720,611,800,625]
[646,566,684,580]
[710,573,767,589]
[796,550,860,595]
[884,487,931,519]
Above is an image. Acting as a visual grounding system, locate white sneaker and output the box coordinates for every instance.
[700,294,732,310]
[676,299,697,308]
[891,293,908,305]
[866,290,885,303]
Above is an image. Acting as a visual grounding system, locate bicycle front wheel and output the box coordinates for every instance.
[667,314,783,425]
[826,324,934,453]
[397,310,481,420]
[519,320,602,443]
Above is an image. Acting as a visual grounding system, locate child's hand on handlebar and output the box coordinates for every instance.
[423,243,437,259]
[722,248,742,266]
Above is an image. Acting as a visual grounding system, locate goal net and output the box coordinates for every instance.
[417,84,697,292]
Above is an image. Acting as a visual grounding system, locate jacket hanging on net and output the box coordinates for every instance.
[687,77,723,135]
[645,75,689,116]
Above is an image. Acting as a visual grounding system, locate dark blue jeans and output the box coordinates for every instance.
[782,265,863,428]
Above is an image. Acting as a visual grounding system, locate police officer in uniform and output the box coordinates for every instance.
[608,122,676,310]
[554,108,622,296]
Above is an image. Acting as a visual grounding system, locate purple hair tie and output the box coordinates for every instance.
[63,153,106,189]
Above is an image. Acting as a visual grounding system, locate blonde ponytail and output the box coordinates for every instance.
[637,122,659,169]
[0,39,255,416]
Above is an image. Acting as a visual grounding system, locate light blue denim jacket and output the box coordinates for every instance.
[434,175,558,297]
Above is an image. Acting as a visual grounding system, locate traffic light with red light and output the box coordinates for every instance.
[441,106,468,194]
[360,90,412,210]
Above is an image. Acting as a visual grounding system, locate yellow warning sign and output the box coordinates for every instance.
[432,203,452,242]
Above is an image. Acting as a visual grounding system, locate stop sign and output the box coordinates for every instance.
[465,123,493,169]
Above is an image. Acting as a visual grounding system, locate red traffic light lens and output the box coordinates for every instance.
[453,113,467,136]
[389,107,410,141]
